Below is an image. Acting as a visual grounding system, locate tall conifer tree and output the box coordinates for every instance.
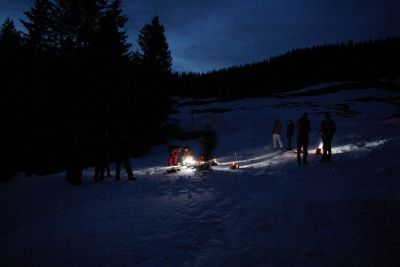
[138,16,172,74]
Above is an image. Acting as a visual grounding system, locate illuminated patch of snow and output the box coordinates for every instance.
[364,139,388,148]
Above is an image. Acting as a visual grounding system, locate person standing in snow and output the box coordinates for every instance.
[320,113,336,161]
[272,120,284,150]
[167,145,183,166]
[113,131,135,181]
[167,145,175,166]
[296,113,311,165]
[202,124,217,161]
[287,119,295,150]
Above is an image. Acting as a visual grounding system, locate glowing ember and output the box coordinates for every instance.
[230,162,239,169]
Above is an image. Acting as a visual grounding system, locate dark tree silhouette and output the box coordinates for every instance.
[20,1,56,173]
[171,38,400,97]
[1,2,179,182]
[0,19,24,181]
[0,18,23,98]
[21,0,55,59]
[137,16,172,74]
[130,16,174,149]
[0,19,22,61]
[53,0,104,55]
[96,0,131,60]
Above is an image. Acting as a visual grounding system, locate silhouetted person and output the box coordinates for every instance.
[114,132,135,181]
[272,120,284,149]
[287,119,295,150]
[320,113,336,161]
[296,113,311,165]
[202,124,217,161]
[66,134,83,185]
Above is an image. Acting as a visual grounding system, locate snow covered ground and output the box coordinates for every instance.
[1,84,400,266]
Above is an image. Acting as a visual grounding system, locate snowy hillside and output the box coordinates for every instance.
[1,83,400,266]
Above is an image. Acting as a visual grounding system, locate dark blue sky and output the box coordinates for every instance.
[1,0,399,72]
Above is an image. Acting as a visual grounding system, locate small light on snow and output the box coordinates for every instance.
[230,162,239,169]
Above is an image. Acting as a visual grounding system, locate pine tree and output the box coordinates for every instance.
[95,0,131,61]
[0,19,22,55]
[0,19,24,181]
[0,18,23,73]
[53,0,130,60]
[21,0,55,57]
[53,0,79,55]
[53,0,104,55]
[0,18,22,82]
[137,16,172,74]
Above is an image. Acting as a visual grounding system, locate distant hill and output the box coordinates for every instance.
[173,37,400,97]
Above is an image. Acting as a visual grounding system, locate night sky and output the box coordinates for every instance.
[1,0,400,72]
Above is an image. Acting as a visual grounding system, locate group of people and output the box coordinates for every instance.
[168,124,217,167]
[272,119,295,150]
[167,115,336,169]
[67,114,335,185]
[93,132,136,182]
[168,145,195,166]
[66,131,136,185]
[272,113,336,165]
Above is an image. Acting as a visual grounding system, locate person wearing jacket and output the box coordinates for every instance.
[272,120,284,149]
[167,145,175,166]
[202,124,217,161]
[168,145,182,166]
[114,132,135,181]
[320,113,336,161]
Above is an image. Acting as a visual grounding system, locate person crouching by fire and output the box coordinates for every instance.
[168,145,182,166]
